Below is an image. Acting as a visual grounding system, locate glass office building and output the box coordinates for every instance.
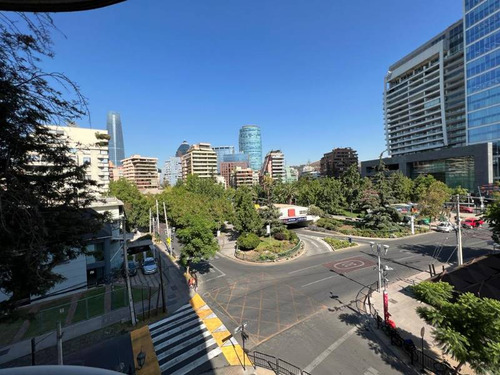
[213,146,235,173]
[464,0,500,179]
[239,125,262,171]
[106,111,125,166]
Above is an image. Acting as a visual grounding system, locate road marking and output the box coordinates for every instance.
[397,255,419,262]
[288,264,321,275]
[202,263,227,283]
[303,326,357,373]
[301,275,337,288]
[364,367,380,375]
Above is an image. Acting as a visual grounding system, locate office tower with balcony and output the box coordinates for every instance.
[320,147,359,177]
[106,111,125,166]
[261,150,286,182]
[122,155,159,191]
[181,143,218,180]
[239,125,262,171]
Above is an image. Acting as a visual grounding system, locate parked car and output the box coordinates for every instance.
[462,218,484,229]
[459,206,474,213]
[125,260,138,277]
[142,257,158,275]
[417,217,431,225]
[436,222,455,233]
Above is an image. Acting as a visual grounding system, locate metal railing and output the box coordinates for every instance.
[249,351,311,375]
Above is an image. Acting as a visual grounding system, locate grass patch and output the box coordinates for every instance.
[255,237,295,254]
[23,296,73,339]
[0,318,25,346]
[111,285,148,310]
[323,237,357,250]
[73,287,105,323]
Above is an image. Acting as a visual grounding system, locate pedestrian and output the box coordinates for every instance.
[348,237,352,244]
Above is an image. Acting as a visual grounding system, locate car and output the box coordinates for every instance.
[142,257,158,275]
[126,260,138,277]
[417,218,431,225]
[436,222,455,232]
[462,218,484,229]
[459,206,474,213]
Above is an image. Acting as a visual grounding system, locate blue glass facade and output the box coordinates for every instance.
[465,0,500,178]
[213,146,235,173]
[223,152,249,163]
[239,125,262,171]
[106,111,125,166]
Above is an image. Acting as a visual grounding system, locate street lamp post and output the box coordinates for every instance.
[369,242,389,292]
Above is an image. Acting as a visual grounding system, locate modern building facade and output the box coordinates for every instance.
[384,20,466,156]
[285,166,299,183]
[320,147,359,177]
[107,111,125,167]
[44,125,110,196]
[175,141,190,158]
[122,155,159,191]
[162,156,182,187]
[239,125,262,171]
[464,0,500,180]
[261,150,286,182]
[181,143,218,180]
[108,161,123,182]
[213,145,235,173]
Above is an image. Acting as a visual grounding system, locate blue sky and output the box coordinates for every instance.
[43,0,463,166]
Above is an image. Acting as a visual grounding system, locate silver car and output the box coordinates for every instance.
[142,257,158,275]
[436,222,455,233]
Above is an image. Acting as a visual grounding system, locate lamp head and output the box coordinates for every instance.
[137,350,146,369]
[383,244,389,255]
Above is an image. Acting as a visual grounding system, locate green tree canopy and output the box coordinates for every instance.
[233,186,262,234]
[341,164,364,212]
[389,172,414,203]
[412,281,500,374]
[484,191,500,244]
[0,14,105,308]
[418,180,450,221]
[109,178,152,229]
[176,215,219,273]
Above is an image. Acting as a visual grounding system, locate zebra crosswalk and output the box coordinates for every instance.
[149,303,223,375]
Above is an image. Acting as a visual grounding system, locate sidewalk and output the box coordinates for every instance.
[368,271,475,374]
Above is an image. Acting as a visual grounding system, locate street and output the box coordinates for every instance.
[193,227,493,374]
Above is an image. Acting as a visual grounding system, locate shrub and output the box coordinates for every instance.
[237,233,261,250]
[323,237,356,250]
[259,252,276,261]
[273,228,290,241]
[316,218,343,231]
[289,231,299,244]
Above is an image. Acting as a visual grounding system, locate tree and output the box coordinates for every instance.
[372,160,394,206]
[233,187,262,234]
[341,164,363,212]
[418,180,450,221]
[484,191,500,244]
[412,281,500,374]
[176,215,218,274]
[259,203,284,236]
[412,174,437,203]
[389,172,414,203]
[0,14,105,309]
[109,178,151,229]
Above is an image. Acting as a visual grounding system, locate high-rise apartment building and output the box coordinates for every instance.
[464,0,500,178]
[320,147,359,177]
[107,111,125,166]
[384,20,466,156]
[261,150,286,182]
[361,16,493,191]
[181,143,218,180]
[122,155,159,191]
[232,167,259,188]
[213,146,235,173]
[162,157,182,187]
[221,160,249,187]
[45,125,110,196]
[239,125,262,171]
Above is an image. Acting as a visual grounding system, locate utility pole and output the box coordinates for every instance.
[370,242,389,292]
[456,194,463,266]
[149,208,152,234]
[123,218,137,326]
[31,338,36,365]
[57,321,63,365]
[156,200,160,237]
[163,202,171,253]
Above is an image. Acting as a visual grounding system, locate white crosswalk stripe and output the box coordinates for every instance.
[149,305,223,375]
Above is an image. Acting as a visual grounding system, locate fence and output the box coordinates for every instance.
[372,313,456,374]
[249,351,311,375]
[23,284,157,340]
[235,241,303,263]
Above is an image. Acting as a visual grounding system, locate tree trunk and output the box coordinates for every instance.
[454,360,465,374]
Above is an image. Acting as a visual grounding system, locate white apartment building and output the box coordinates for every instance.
[45,125,110,196]
[261,150,286,182]
[181,143,218,180]
[121,155,159,191]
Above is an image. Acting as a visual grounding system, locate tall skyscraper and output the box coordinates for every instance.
[464,0,500,179]
[239,125,262,171]
[176,141,190,157]
[106,111,125,166]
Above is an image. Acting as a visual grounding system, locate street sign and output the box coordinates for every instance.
[420,327,425,338]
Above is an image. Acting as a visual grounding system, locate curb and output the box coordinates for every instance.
[217,242,307,267]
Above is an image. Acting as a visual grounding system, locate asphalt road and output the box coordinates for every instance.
[194,227,494,375]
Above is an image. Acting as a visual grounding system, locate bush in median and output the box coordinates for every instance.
[237,232,261,250]
[323,237,356,250]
